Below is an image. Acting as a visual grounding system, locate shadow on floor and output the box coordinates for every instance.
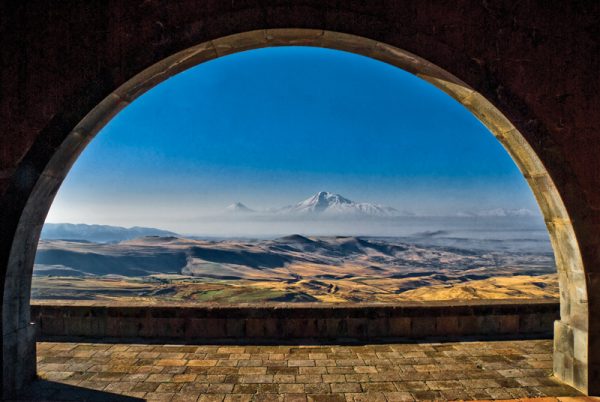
[9,379,144,402]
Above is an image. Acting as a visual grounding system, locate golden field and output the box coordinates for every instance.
[32,235,557,303]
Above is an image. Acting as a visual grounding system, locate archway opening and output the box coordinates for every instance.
[3,30,588,397]
[36,45,555,304]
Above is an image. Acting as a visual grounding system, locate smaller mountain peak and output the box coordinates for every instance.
[225,202,255,213]
[456,208,538,217]
[277,234,314,243]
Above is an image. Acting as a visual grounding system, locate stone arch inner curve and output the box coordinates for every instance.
[2,29,589,395]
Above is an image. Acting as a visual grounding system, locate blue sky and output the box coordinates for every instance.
[46,46,541,232]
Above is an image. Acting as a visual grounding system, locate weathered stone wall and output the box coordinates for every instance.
[31,301,558,342]
[1,1,599,396]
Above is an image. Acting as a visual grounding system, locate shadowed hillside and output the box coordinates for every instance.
[32,235,557,303]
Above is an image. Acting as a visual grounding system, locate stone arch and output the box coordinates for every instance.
[1,29,591,396]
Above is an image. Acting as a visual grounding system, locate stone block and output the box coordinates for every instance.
[281,319,302,338]
[554,350,574,386]
[411,316,436,337]
[572,359,589,395]
[457,315,478,335]
[40,312,65,336]
[184,318,209,340]
[64,317,92,337]
[497,314,520,334]
[554,320,574,355]
[435,315,460,336]
[321,31,378,61]
[520,313,543,333]
[106,317,134,338]
[476,314,500,334]
[212,30,267,57]
[225,318,245,338]
[462,92,516,136]
[203,319,227,338]
[115,43,217,102]
[346,318,368,338]
[367,318,390,338]
[2,323,36,398]
[265,28,324,46]
[262,318,281,339]
[540,311,559,333]
[316,318,345,338]
[154,319,185,338]
[572,326,588,363]
[389,317,411,336]
[137,314,156,338]
[244,318,262,338]
[499,129,549,178]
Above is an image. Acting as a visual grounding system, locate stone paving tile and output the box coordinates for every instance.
[11,339,596,401]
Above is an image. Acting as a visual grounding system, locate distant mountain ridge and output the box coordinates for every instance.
[224,192,539,219]
[41,223,178,243]
[225,202,255,213]
[33,235,557,302]
[227,191,403,218]
[456,208,537,217]
[278,191,400,217]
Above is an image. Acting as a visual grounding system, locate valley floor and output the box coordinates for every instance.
[32,236,558,303]
[31,273,559,304]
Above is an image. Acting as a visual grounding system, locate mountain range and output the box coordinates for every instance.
[41,192,538,243]
[224,191,536,218]
[33,234,557,302]
[41,223,178,243]
[455,208,537,217]
[225,191,403,217]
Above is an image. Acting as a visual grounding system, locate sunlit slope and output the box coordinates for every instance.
[395,274,558,301]
[32,235,557,303]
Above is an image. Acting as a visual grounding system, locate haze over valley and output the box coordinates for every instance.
[35,47,555,305]
[47,191,542,239]
[35,193,556,303]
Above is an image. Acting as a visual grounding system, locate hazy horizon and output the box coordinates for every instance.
[45,46,543,234]
[45,188,545,237]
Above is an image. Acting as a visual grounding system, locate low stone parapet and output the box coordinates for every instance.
[30,299,559,342]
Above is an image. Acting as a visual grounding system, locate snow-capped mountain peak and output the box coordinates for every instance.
[225,202,255,213]
[295,191,353,213]
[279,191,400,217]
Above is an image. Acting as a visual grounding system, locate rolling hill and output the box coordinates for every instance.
[41,223,178,243]
[32,234,557,303]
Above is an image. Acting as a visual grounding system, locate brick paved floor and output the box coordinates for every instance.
[14,339,589,401]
